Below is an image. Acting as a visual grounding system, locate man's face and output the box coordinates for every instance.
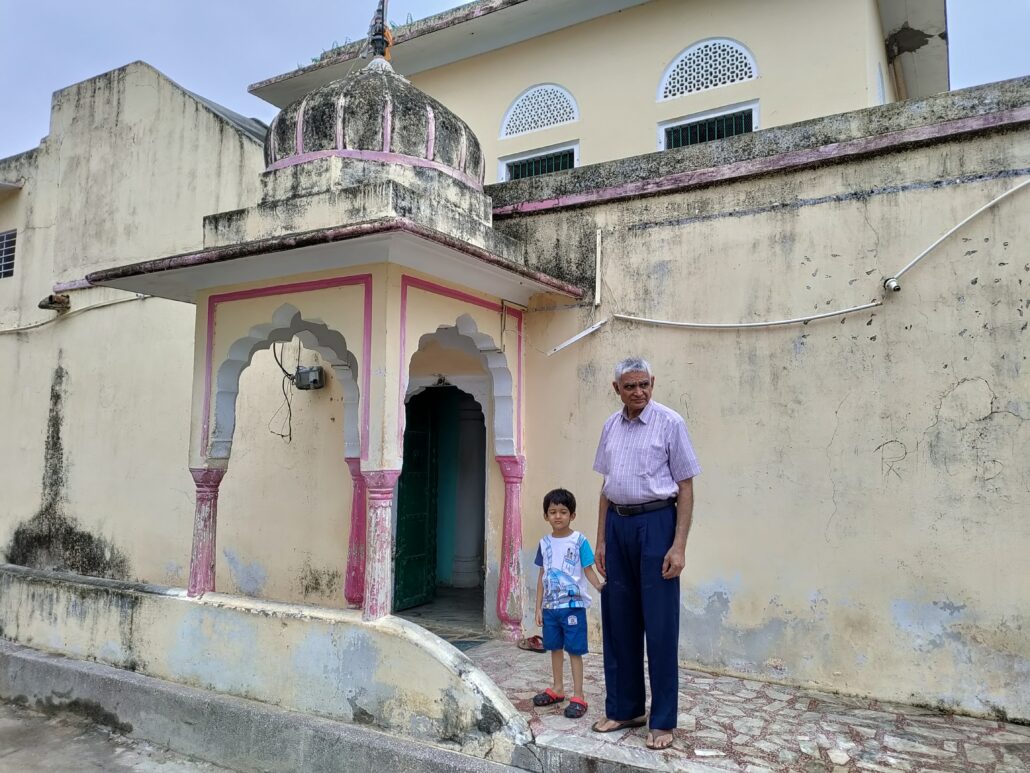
[613,370,654,413]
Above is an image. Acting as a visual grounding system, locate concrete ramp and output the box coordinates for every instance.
[0,564,530,764]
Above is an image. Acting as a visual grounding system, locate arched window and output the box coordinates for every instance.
[658,39,757,101]
[500,84,579,138]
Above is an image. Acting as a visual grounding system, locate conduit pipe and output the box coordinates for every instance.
[547,175,1029,355]
[0,295,148,335]
[883,176,1030,293]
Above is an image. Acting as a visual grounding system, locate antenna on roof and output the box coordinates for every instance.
[368,0,392,59]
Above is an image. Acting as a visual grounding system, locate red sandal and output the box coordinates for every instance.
[532,688,566,707]
[564,697,588,719]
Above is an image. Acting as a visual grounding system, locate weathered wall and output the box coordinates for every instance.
[412,0,883,182]
[508,83,1030,719]
[0,565,530,762]
[0,63,265,588]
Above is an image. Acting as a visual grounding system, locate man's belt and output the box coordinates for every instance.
[610,498,677,516]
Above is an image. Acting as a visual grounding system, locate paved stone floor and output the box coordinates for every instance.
[0,700,228,772]
[397,586,493,652]
[470,641,1030,772]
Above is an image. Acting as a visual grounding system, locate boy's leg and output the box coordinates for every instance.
[550,649,566,694]
[602,513,646,721]
[569,653,584,699]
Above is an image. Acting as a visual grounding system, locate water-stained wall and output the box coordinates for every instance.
[0,62,265,589]
[510,80,1030,719]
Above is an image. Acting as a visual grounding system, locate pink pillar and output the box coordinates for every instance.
[343,458,368,608]
[362,469,401,621]
[495,455,526,641]
[187,467,226,597]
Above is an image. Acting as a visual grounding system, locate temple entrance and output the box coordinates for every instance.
[394,386,486,643]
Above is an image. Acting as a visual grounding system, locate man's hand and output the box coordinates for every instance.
[535,607,543,628]
[595,542,606,578]
[661,543,686,579]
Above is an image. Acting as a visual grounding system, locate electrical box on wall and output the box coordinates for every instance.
[294,366,325,390]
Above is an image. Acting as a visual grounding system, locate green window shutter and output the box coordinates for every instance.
[506,148,576,180]
[665,109,754,150]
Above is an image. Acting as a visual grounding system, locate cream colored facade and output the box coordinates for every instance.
[410,0,895,182]
[1,6,1027,733]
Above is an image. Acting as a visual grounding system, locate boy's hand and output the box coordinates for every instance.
[535,608,543,628]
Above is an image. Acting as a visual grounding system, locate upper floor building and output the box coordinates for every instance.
[250,0,948,183]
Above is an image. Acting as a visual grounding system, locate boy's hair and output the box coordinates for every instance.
[543,488,577,514]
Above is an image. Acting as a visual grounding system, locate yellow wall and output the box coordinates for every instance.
[412,0,881,182]
[0,63,265,587]
[516,127,1030,719]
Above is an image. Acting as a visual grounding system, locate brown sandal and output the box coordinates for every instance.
[591,716,646,733]
[646,730,675,750]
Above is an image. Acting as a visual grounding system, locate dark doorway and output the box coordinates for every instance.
[394,386,486,638]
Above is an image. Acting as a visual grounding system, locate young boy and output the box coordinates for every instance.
[533,488,605,719]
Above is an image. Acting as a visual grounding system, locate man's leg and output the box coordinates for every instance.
[601,510,646,721]
[641,505,680,731]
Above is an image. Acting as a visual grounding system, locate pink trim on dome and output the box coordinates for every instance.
[266,149,484,191]
[382,97,392,153]
[425,105,436,159]
[336,94,347,150]
[295,97,309,155]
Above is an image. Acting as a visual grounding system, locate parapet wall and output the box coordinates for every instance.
[0,564,529,762]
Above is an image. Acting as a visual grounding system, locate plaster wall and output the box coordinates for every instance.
[0,63,265,590]
[864,0,897,107]
[0,565,530,761]
[515,124,1030,719]
[411,0,879,182]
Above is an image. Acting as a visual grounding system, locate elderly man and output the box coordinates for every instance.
[591,356,701,751]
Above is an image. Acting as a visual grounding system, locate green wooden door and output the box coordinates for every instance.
[393,390,439,611]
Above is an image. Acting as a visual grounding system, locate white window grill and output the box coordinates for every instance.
[501,84,579,138]
[0,230,14,279]
[659,39,757,101]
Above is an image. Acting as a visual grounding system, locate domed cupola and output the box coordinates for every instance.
[264,57,484,191]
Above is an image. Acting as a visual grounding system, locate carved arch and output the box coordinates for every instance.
[409,313,516,457]
[210,303,360,460]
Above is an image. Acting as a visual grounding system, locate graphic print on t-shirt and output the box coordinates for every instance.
[535,531,595,609]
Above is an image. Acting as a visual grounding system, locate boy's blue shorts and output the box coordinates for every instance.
[542,607,588,655]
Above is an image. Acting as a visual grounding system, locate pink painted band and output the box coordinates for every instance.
[492,106,1030,217]
[266,149,483,190]
[382,97,392,153]
[201,274,373,460]
[425,105,436,159]
[52,278,93,292]
[294,97,308,155]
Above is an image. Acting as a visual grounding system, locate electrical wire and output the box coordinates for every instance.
[0,295,148,335]
[267,342,295,442]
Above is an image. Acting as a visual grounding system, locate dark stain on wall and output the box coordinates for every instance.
[3,354,130,579]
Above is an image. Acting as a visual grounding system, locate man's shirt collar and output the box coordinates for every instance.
[620,400,655,424]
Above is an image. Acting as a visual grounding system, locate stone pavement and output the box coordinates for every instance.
[0,699,228,772]
[469,641,1030,772]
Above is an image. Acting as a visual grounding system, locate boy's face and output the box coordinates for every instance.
[545,503,575,532]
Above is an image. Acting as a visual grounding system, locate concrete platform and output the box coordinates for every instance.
[0,641,520,773]
[469,640,1030,772]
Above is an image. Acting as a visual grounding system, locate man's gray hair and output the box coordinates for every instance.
[613,357,653,382]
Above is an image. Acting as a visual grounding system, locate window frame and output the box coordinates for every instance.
[0,229,15,280]
[657,101,759,151]
[657,37,759,103]
[499,83,580,140]
[497,141,580,182]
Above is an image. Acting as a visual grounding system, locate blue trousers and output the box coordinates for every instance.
[601,503,680,729]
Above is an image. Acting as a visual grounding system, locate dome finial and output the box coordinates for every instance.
[368,0,392,59]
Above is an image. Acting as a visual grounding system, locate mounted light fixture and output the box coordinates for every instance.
[37,293,70,312]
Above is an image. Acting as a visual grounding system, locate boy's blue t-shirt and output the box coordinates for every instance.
[534,531,595,609]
